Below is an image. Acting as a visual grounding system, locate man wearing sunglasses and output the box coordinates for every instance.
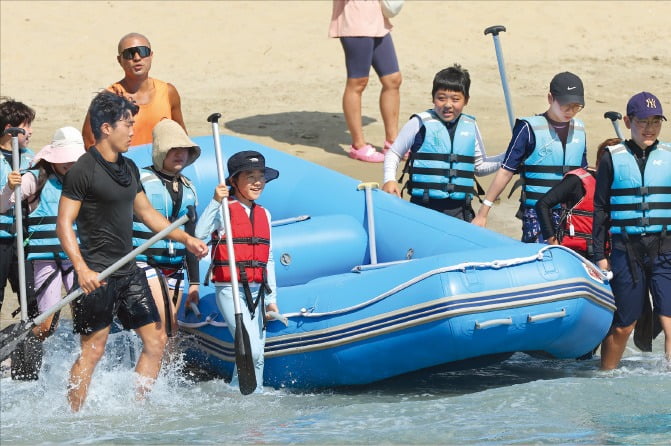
[82,32,186,149]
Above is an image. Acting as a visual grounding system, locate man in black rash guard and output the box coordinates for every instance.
[56,91,208,412]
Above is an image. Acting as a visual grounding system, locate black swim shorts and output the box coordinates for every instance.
[72,265,160,335]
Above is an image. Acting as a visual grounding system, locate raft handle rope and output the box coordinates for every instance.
[283,245,610,319]
[179,312,229,329]
[177,245,610,328]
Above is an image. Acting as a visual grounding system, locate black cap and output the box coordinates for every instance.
[550,72,584,106]
[226,150,279,184]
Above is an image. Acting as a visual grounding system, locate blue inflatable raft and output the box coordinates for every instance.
[128,135,615,389]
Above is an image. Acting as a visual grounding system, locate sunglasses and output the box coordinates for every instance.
[120,46,152,60]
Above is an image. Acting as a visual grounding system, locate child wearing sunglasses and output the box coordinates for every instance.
[82,32,186,148]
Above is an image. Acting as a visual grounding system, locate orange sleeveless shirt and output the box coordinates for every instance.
[108,78,172,147]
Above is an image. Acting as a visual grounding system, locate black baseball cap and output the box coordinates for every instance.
[550,72,585,106]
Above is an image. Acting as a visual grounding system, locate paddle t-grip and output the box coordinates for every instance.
[207,112,222,124]
[3,127,26,137]
[604,111,622,122]
[484,25,506,36]
[604,111,624,139]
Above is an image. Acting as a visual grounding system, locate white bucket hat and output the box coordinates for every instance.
[32,126,86,166]
[151,119,200,171]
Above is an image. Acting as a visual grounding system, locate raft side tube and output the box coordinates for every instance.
[273,214,369,287]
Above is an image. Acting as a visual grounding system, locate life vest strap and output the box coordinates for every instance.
[610,186,671,196]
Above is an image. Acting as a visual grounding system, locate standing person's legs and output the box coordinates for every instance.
[340,37,385,162]
[372,33,401,146]
[600,248,646,370]
[32,260,66,339]
[215,285,265,391]
[68,327,111,412]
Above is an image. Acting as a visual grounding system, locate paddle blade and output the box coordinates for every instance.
[0,321,32,362]
[234,313,257,395]
[633,296,663,352]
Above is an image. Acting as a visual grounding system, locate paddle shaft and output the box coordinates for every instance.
[484,26,515,131]
[5,128,29,321]
[28,214,190,329]
[208,115,243,316]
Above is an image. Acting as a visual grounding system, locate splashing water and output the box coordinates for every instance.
[1,321,669,445]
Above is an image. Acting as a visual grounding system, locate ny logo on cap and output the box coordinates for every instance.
[646,98,657,108]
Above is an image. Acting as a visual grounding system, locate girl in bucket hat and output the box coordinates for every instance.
[195,150,283,392]
[132,119,201,341]
[0,126,85,380]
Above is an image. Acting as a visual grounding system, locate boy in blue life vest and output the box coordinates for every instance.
[382,64,503,221]
[0,98,36,310]
[195,150,282,392]
[473,72,588,241]
[592,92,671,370]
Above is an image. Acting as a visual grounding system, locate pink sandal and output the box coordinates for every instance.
[349,144,385,163]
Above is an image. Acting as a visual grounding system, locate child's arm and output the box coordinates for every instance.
[194,184,228,241]
[473,122,505,176]
[0,171,37,213]
[194,199,222,241]
[382,117,421,196]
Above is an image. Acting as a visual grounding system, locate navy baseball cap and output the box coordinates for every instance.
[626,92,667,120]
[226,150,279,184]
[550,72,585,106]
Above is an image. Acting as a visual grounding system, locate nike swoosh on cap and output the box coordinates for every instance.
[567,86,577,90]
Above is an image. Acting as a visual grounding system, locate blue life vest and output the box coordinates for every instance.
[521,115,585,206]
[25,174,73,260]
[609,142,671,234]
[132,169,198,266]
[0,148,35,238]
[408,111,477,201]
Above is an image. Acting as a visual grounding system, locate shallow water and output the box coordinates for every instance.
[1,321,669,445]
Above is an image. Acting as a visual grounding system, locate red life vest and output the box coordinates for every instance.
[560,168,595,253]
[210,200,270,283]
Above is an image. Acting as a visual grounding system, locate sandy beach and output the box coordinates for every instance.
[1,0,670,324]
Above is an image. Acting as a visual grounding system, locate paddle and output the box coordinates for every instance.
[4,128,29,322]
[0,213,191,362]
[604,111,624,140]
[207,112,257,395]
[484,25,515,131]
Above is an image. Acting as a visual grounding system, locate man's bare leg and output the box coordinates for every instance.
[68,327,111,412]
[133,321,167,400]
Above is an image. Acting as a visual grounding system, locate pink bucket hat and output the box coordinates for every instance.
[32,126,86,166]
